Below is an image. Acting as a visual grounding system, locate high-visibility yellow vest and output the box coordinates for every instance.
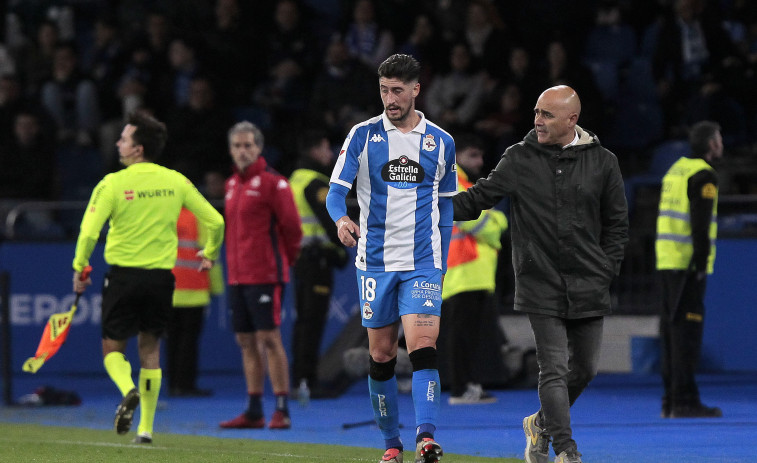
[290,168,330,246]
[656,157,717,273]
[443,167,508,299]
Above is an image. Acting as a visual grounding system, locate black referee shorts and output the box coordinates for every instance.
[101,265,175,340]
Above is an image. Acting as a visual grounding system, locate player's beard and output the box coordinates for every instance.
[385,104,410,123]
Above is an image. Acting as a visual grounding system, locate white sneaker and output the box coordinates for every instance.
[448,383,497,405]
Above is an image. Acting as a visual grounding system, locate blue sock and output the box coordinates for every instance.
[386,435,403,451]
[368,375,401,442]
[412,369,440,435]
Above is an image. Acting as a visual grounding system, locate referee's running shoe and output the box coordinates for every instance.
[523,412,551,463]
[115,388,140,435]
[414,438,442,463]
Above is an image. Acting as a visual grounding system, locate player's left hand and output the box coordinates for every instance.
[336,216,360,247]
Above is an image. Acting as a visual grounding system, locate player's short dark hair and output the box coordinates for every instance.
[377,54,421,83]
[127,111,167,161]
[689,120,721,158]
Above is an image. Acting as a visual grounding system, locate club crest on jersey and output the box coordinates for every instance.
[422,134,437,152]
[362,302,373,320]
[382,155,424,189]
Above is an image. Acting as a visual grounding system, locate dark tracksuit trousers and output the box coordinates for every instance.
[292,245,335,387]
[659,269,707,408]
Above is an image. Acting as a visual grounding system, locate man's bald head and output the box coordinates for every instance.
[533,85,582,146]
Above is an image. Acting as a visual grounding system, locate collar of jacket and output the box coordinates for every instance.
[523,125,599,158]
[235,156,267,180]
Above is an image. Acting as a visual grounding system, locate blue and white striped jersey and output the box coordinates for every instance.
[331,111,457,271]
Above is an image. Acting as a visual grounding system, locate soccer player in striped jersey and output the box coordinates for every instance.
[326,54,455,463]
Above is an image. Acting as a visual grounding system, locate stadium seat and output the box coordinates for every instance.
[583,25,637,65]
[586,60,620,103]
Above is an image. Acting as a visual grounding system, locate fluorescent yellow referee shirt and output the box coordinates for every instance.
[72,162,224,272]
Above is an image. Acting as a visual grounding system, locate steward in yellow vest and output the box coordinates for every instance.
[655,121,723,419]
[167,208,224,397]
[441,134,508,403]
[289,130,347,399]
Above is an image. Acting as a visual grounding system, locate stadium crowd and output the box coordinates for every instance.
[2,0,757,238]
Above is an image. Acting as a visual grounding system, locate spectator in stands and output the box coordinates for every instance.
[343,0,395,69]
[0,74,31,145]
[684,76,748,148]
[652,0,740,137]
[116,39,160,121]
[424,42,486,132]
[0,110,56,201]
[537,39,605,133]
[308,37,378,143]
[502,45,541,109]
[398,14,445,109]
[462,0,512,79]
[160,36,203,111]
[420,0,467,43]
[442,133,508,405]
[474,82,531,168]
[164,75,233,184]
[82,14,126,123]
[13,19,59,96]
[201,0,262,103]
[252,0,317,160]
[40,41,100,147]
[582,0,637,66]
[144,10,172,73]
[656,120,724,418]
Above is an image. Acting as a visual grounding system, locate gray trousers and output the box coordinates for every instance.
[528,313,604,455]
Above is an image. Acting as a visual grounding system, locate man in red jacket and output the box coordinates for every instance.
[219,121,302,430]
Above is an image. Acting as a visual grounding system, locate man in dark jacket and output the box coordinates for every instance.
[453,85,628,463]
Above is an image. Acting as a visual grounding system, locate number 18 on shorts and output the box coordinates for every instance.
[356,268,443,328]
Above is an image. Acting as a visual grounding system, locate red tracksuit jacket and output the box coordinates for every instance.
[224,156,302,285]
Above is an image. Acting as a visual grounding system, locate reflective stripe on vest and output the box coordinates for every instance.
[290,169,329,246]
[173,209,210,290]
[655,157,717,273]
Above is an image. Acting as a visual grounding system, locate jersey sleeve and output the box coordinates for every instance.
[330,124,365,189]
[438,136,457,197]
[182,178,225,261]
[72,177,114,271]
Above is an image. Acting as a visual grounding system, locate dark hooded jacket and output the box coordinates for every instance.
[453,126,629,318]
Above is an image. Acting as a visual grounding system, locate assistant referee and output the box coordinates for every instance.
[71,111,224,444]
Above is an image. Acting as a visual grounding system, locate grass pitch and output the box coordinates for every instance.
[0,423,519,462]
